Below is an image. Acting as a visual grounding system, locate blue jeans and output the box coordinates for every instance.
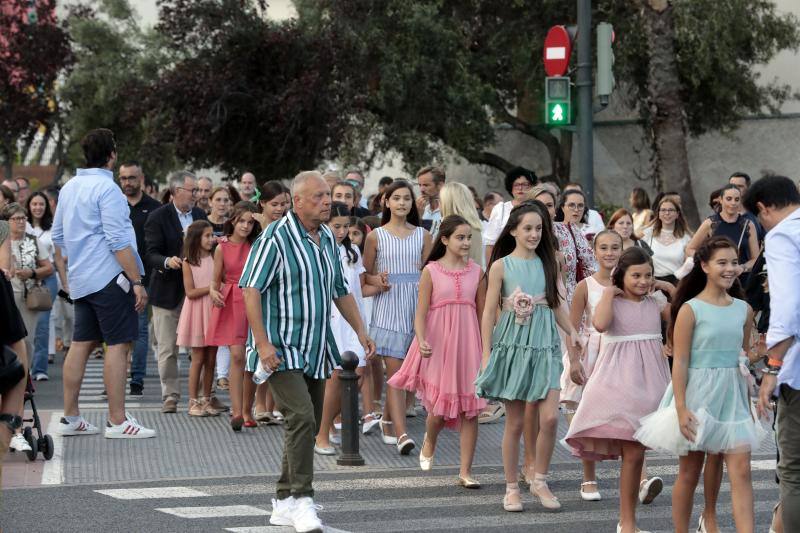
[32,273,58,376]
[130,306,149,386]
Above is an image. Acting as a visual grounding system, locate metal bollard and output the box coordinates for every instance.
[337,351,365,466]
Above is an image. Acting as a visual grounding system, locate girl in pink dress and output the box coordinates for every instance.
[565,247,673,533]
[389,216,487,487]
[206,201,259,431]
[177,221,221,418]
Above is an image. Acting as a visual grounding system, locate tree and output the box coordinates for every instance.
[148,0,360,181]
[59,0,177,182]
[0,0,72,179]
[295,0,799,218]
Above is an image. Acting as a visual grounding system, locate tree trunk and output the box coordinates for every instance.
[642,0,701,228]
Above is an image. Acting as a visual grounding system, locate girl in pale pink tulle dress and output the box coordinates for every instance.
[565,247,674,533]
[389,216,487,487]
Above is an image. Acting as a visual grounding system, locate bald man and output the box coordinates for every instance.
[241,171,374,531]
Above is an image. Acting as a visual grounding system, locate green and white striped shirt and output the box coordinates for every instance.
[239,210,350,379]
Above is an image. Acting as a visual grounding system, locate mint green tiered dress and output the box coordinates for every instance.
[474,256,562,402]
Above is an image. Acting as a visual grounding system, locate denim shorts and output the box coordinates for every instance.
[73,274,137,346]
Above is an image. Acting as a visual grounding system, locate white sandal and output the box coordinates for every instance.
[580,480,601,501]
[396,433,416,455]
[380,419,397,445]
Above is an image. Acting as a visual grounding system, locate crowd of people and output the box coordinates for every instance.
[1,127,799,533]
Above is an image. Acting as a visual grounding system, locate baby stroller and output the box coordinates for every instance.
[20,375,55,462]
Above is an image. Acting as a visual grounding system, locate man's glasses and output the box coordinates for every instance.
[178,187,199,195]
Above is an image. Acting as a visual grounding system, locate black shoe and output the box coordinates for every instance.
[129,383,143,396]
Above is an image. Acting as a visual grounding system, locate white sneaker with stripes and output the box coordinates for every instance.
[58,416,100,436]
[104,413,156,439]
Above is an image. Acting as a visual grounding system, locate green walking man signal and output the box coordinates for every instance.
[545,76,571,126]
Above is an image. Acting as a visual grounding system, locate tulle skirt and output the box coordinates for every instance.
[635,367,767,455]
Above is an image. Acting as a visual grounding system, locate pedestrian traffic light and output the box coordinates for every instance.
[596,22,615,103]
[545,76,571,126]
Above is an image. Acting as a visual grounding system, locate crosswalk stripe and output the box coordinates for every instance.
[155,505,269,518]
[78,402,146,409]
[225,527,351,533]
[333,500,778,532]
[96,487,209,499]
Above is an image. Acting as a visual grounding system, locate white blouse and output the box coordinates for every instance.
[641,227,691,278]
[483,200,514,246]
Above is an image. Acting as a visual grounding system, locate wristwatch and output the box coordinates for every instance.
[131,279,144,287]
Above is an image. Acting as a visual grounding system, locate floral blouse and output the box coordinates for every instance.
[10,233,47,293]
[553,221,597,304]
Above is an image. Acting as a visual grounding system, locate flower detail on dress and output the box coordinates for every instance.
[510,287,534,325]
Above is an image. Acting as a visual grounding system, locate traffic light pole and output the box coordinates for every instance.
[576,0,594,206]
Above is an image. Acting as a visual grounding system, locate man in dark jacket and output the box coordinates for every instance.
[120,161,161,395]
[144,170,207,413]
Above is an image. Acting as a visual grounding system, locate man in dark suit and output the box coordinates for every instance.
[119,161,161,396]
[144,170,207,413]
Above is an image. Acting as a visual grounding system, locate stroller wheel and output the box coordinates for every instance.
[22,426,32,442]
[25,434,38,461]
[41,434,55,460]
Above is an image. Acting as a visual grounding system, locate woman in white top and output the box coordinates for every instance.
[26,192,60,380]
[640,197,692,283]
[440,182,485,268]
[483,167,537,263]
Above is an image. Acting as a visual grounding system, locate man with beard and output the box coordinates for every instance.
[119,161,160,395]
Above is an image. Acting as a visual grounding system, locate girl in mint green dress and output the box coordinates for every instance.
[475,201,582,513]
[635,236,765,533]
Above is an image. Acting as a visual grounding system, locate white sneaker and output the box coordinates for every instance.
[638,477,663,505]
[58,416,100,436]
[104,413,156,439]
[292,496,323,533]
[269,496,295,527]
[33,373,49,381]
[9,433,32,452]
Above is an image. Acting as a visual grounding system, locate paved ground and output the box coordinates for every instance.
[1,351,782,532]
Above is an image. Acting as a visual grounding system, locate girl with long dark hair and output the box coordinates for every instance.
[475,201,582,512]
[636,236,764,533]
[364,180,432,454]
[389,215,488,486]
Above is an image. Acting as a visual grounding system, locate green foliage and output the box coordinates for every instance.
[60,0,177,180]
[672,0,800,135]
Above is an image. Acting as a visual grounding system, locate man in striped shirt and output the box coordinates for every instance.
[240,170,374,533]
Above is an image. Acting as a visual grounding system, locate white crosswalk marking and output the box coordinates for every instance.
[96,487,209,499]
[156,505,269,518]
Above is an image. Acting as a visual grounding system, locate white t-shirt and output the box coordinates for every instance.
[585,209,606,236]
[483,200,514,246]
[641,227,691,278]
[30,226,55,262]
[331,244,367,362]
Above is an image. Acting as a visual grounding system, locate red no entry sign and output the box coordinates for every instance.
[543,25,572,77]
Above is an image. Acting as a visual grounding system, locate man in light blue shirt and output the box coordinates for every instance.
[51,128,155,440]
[746,175,800,531]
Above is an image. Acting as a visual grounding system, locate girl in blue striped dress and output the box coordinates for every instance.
[364,181,432,455]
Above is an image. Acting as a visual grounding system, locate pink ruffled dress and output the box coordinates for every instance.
[176,255,214,347]
[388,260,487,429]
[205,238,251,347]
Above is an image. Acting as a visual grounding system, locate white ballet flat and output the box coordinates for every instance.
[579,480,601,501]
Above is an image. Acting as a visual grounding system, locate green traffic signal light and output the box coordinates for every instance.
[546,101,570,125]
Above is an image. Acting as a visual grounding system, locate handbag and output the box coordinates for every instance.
[25,281,52,311]
[567,223,587,283]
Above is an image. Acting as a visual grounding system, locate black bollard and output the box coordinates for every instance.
[337,350,365,466]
